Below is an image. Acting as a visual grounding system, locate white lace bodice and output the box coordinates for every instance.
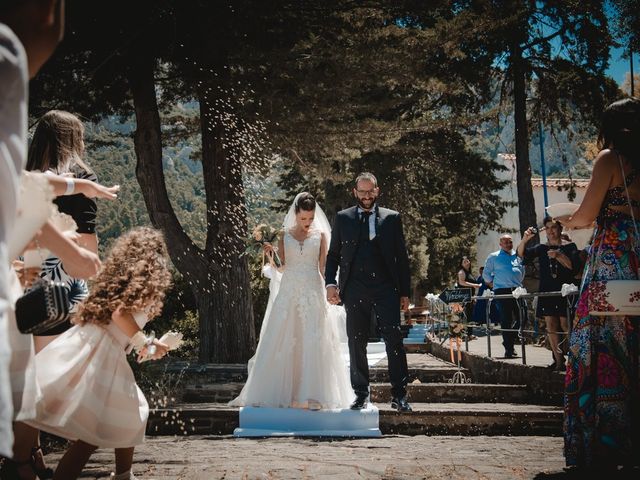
[282,229,323,277]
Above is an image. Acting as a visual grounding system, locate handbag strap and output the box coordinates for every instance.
[618,152,640,241]
[617,152,640,278]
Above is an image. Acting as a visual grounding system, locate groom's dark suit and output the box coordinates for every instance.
[325,205,410,399]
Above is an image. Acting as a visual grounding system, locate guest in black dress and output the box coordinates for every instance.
[517,217,577,370]
[21,110,101,477]
[25,110,99,352]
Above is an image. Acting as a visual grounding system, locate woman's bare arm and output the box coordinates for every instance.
[457,270,480,288]
[78,233,98,254]
[319,232,328,279]
[37,221,100,278]
[43,173,120,200]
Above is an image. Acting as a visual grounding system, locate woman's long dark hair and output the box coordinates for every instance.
[27,110,92,174]
[598,97,640,168]
[457,256,472,274]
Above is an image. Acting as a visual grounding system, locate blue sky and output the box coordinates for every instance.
[607,46,638,85]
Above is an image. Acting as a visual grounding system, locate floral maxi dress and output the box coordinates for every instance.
[564,175,640,468]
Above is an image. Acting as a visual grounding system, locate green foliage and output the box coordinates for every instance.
[610,0,640,52]
[28,0,631,332]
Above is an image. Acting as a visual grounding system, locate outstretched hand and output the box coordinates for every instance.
[76,179,120,200]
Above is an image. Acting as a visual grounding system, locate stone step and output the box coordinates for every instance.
[159,354,466,384]
[147,402,562,437]
[404,344,430,354]
[182,382,531,404]
[370,383,530,404]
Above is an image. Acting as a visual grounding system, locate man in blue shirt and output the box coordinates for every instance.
[483,234,525,358]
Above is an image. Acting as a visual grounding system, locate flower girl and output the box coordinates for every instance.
[14,227,172,480]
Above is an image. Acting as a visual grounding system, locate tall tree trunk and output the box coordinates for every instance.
[511,41,537,236]
[128,50,201,274]
[197,86,256,363]
[128,49,255,363]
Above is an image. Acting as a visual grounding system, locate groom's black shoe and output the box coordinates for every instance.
[350,394,368,410]
[391,396,412,412]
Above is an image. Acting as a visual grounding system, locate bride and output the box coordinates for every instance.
[230,192,353,410]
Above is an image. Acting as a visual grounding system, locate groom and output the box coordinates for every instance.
[325,172,412,412]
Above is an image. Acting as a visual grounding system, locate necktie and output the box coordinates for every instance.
[361,211,372,240]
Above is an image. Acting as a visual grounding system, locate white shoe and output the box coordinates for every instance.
[110,471,139,480]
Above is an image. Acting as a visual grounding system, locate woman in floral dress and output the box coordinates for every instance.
[558,97,640,471]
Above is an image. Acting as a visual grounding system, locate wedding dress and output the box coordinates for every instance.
[230,198,353,409]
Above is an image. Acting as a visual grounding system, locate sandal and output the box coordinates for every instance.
[110,470,139,480]
[31,447,54,480]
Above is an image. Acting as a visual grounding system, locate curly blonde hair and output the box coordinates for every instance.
[76,227,172,326]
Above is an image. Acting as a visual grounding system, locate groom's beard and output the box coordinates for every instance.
[356,197,376,211]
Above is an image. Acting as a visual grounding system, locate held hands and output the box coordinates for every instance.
[327,286,341,305]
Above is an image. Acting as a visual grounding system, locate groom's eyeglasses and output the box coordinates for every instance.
[356,189,376,197]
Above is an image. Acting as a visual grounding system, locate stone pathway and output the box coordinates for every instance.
[48,435,567,479]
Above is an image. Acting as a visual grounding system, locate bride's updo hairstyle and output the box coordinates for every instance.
[295,192,316,213]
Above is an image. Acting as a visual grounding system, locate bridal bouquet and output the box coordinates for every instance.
[243,223,282,267]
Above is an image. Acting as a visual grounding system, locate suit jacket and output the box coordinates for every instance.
[325,206,411,297]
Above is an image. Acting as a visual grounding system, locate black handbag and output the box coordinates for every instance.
[15,279,71,334]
